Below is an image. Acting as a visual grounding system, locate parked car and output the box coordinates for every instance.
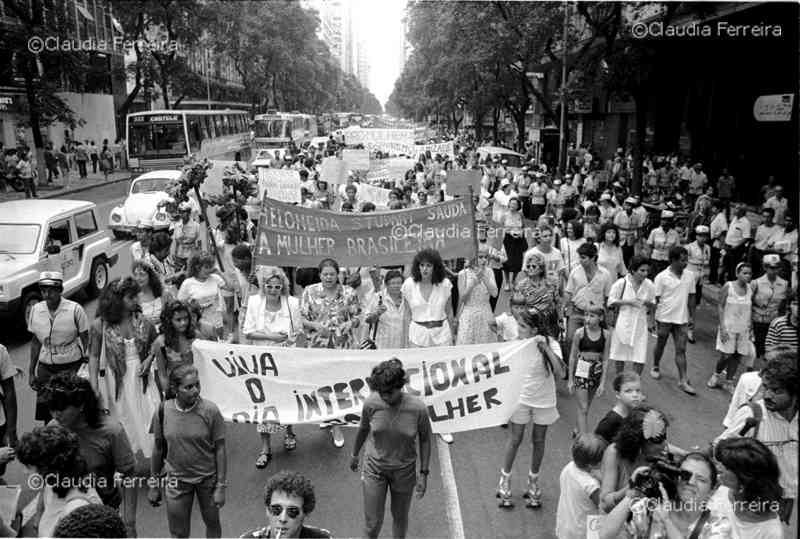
[108,170,180,238]
[476,146,525,175]
[0,199,118,326]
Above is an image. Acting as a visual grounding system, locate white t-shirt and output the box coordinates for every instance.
[654,268,696,324]
[495,312,519,341]
[722,371,761,428]
[519,336,562,408]
[706,486,783,539]
[555,461,600,539]
[177,274,226,326]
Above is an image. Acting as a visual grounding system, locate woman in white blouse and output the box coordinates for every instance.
[597,222,627,279]
[607,255,656,375]
[242,266,302,469]
[363,270,409,349]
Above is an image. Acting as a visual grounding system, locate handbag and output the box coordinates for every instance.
[607,276,627,327]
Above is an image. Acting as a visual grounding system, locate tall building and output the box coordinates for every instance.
[315,0,356,76]
[356,38,370,88]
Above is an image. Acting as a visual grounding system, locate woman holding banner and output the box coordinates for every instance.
[243,266,302,468]
[300,258,361,448]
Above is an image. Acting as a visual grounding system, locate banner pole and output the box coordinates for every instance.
[468,185,479,261]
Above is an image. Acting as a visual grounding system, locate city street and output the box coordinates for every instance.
[2,183,792,538]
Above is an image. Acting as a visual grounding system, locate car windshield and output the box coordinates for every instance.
[254,119,291,138]
[128,121,187,158]
[0,224,40,254]
[131,178,172,194]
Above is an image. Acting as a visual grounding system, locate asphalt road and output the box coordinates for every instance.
[1,181,795,538]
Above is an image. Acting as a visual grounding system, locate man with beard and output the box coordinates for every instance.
[715,354,798,523]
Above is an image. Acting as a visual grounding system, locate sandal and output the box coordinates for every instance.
[255,451,272,469]
[284,434,297,451]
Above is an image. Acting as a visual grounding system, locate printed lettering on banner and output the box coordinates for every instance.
[586,514,603,539]
[254,197,476,267]
[342,149,370,171]
[357,183,391,208]
[193,339,532,433]
[447,169,482,196]
[257,168,301,204]
[344,128,414,147]
[320,157,347,184]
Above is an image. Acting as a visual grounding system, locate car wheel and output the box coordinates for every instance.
[112,229,127,240]
[21,290,42,331]
[87,257,109,297]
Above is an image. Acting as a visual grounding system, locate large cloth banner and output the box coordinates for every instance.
[254,197,476,266]
[257,168,301,204]
[411,141,455,160]
[193,339,533,433]
[342,149,370,171]
[344,128,414,147]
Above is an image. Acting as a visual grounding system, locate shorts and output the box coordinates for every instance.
[715,331,755,357]
[361,458,417,494]
[509,404,559,426]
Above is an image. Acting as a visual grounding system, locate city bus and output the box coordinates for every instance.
[126,109,251,170]
[252,111,318,149]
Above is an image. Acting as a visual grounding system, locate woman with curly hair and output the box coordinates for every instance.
[350,359,432,539]
[708,438,783,537]
[177,253,232,341]
[16,424,102,537]
[132,259,167,330]
[88,277,159,457]
[141,300,196,398]
[43,372,137,536]
[598,406,674,513]
[240,470,331,538]
[513,251,560,337]
[402,249,456,348]
[243,267,302,468]
[597,222,627,279]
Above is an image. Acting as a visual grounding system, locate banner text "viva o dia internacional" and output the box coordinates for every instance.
[254,197,476,267]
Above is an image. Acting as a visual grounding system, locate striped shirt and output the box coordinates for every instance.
[765,316,798,350]
[716,400,798,498]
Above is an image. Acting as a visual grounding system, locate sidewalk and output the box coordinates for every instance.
[0,169,133,202]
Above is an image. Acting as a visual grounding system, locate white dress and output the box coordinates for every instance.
[139,296,163,330]
[608,275,655,364]
[455,270,496,345]
[402,277,453,347]
[98,337,159,457]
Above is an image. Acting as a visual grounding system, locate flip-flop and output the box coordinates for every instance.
[284,434,297,451]
[255,451,272,469]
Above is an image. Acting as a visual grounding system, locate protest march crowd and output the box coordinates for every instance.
[0,132,796,539]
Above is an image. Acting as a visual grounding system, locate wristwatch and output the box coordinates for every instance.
[419,469,430,476]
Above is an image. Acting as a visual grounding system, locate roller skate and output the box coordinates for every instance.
[522,473,542,509]
[495,470,514,508]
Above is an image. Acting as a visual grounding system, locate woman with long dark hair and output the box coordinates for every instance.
[402,248,455,348]
[132,259,167,331]
[350,359,432,539]
[142,300,196,398]
[88,277,159,458]
[44,372,138,536]
[496,309,564,509]
[177,253,231,341]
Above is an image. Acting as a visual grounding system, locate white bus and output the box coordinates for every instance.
[126,109,251,170]
[252,111,318,149]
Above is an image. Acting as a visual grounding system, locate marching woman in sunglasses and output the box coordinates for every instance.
[350,359,432,539]
[240,470,331,538]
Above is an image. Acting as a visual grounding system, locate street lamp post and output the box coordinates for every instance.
[558,1,569,177]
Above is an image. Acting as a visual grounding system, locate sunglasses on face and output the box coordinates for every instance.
[265,285,283,290]
[269,504,301,519]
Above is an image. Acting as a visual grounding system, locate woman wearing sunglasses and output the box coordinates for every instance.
[240,470,331,538]
[243,266,302,469]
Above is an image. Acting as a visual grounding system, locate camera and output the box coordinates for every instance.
[629,455,691,501]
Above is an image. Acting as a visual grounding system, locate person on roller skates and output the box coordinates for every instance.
[496,310,565,509]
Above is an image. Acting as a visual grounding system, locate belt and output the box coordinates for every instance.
[414,320,445,329]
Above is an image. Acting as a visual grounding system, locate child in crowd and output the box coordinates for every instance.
[497,310,565,508]
[555,434,607,539]
[491,293,527,341]
[593,371,643,444]
[567,308,610,435]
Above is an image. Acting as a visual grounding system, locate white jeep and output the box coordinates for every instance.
[0,200,118,325]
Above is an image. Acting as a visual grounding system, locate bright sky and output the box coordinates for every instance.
[353,0,407,107]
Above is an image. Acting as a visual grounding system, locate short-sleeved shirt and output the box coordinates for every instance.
[654,268,696,324]
[495,312,519,341]
[177,275,225,326]
[647,227,681,262]
[0,345,19,427]
[750,275,788,324]
[154,397,225,483]
[686,241,710,281]
[50,417,135,507]
[613,211,642,245]
[519,336,562,408]
[754,224,780,251]
[594,409,625,444]
[555,461,601,539]
[565,265,613,312]
[724,216,752,248]
[27,298,89,365]
[765,315,798,350]
[361,392,431,470]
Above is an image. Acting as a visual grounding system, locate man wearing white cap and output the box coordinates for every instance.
[28,271,89,423]
[613,196,642,266]
[598,193,618,225]
[750,254,789,365]
[646,210,680,277]
[547,179,564,218]
[686,225,711,343]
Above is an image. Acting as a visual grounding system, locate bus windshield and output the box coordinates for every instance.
[128,121,187,158]
[254,119,291,139]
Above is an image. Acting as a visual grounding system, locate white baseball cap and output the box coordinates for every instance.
[661,210,675,219]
